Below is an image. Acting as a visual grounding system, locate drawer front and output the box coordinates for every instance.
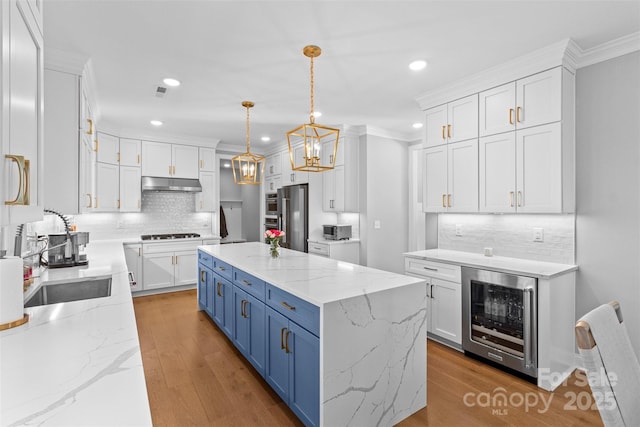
[307,242,329,257]
[212,257,233,281]
[266,284,319,337]
[143,241,200,254]
[233,268,266,301]
[404,258,461,282]
[198,250,213,269]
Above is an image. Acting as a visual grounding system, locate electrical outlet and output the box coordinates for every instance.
[533,227,544,242]
[116,221,123,229]
[374,220,381,229]
[455,224,463,236]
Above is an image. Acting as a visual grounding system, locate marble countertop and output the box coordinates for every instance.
[200,242,423,306]
[307,237,360,245]
[403,248,577,279]
[0,240,152,426]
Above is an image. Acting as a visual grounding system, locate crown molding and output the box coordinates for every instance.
[576,31,640,69]
[362,125,417,142]
[44,47,88,74]
[115,126,220,148]
[416,39,579,111]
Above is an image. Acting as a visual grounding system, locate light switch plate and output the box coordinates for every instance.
[374,220,381,229]
[455,224,463,236]
[533,227,544,242]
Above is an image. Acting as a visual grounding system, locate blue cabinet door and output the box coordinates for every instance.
[213,275,233,339]
[233,288,266,376]
[246,292,266,376]
[265,307,289,402]
[205,269,214,318]
[197,264,207,310]
[289,322,320,427]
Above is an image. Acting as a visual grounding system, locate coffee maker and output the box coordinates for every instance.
[47,232,89,268]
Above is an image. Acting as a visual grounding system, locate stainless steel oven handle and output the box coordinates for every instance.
[523,286,536,370]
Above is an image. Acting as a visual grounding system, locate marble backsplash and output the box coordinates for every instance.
[28,192,215,241]
[438,213,575,264]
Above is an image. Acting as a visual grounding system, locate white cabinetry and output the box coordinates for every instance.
[95,162,119,212]
[404,258,462,348]
[120,138,141,166]
[479,67,562,137]
[1,0,44,226]
[480,120,565,213]
[199,147,215,172]
[265,175,282,193]
[142,141,199,179]
[197,171,217,212]
[265,152,281,178]
[124,243,143,293]
[423,139,478,213]
[322,135,358,213]
[424,94,478,147]
[281,147,308,185]
[172,144,199,179]
[120,166,141,212]
[142,241,200,291]
[307,240,360,264]
[96,133,119,165]
[43,68,80,214]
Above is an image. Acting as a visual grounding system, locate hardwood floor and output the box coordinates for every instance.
[133,290,603,426]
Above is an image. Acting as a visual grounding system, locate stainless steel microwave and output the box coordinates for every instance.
[323,224,352,240]
[265,193,278,216]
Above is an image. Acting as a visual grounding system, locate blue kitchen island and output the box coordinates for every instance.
[197,242,427,427]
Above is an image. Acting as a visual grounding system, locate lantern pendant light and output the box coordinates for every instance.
[286,45,340,172]
[232,101,265,185]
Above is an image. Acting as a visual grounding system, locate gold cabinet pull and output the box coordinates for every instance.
[171,256,174,265]
[138,247,141,257]
[447,124,451,139]
[117,152,121,163]
[169,165,172,175]
[441,194,446,208]
[441,125,446,139]
[517,191,522,207]
[86,193,92,208]
[516,106,522,123]
[86,118,93,135]
[95,197,98,208]
[200,159,203,169]
[509,191,514,207]
[509,108,514,125]
[281,301,296,311]
[280,327,287,350]
[175,256,178,264]
[117,199,120,209]
[4,155,30,205]
[94,139,99,152]
[284,330,291,354]
[137,154,141,164]
[173,165,176,175]
[447,194,452,208]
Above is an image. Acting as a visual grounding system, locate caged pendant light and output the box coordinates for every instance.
[232,101,265,185]
[286,45,340,172]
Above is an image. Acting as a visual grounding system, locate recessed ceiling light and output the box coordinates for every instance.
[223,163,231,168]
[412,122,424,129]
[409,60,427,71]
[312,111,322,118]
[150,120,163,126]
[261,136,271,142]
[162,78,181,87]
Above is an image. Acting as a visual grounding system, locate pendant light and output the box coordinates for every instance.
[286,45,340,172]
[232,101,265,185]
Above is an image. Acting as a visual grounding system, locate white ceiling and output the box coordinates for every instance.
[44,1,640,151]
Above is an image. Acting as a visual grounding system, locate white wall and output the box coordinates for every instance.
[360,133,409,274]
[575,51,640,355]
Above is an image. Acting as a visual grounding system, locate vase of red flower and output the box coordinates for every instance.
[264,229,285,258]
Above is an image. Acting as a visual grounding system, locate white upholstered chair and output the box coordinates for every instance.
[575,301,640,427]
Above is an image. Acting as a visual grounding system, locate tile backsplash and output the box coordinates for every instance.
[28,192,215,241]
[438,213,575,264]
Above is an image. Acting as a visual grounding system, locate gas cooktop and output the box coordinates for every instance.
[140,233,201,241]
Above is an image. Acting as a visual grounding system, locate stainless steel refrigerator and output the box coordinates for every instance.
[277,184,308,253]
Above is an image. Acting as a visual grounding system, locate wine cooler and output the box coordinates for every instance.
[462,267,538,378]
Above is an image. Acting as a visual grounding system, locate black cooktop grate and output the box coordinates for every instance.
[140,233,201,241]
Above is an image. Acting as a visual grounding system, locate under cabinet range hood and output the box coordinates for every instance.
[141,176,202,192]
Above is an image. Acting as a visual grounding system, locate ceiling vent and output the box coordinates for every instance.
[155,86,167,98]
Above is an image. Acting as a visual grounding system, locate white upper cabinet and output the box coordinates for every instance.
[142,141,172,177]
[197,171,217,212]
[281,147,308,185]
[199,147,215,172]
[265,152,281,177]
[1,0,44,225]
[96,133,119,165]
[120,138,141,166]
[423,140,478,213]
[322,135,357,213]
[479,67,562,137]
[424,94,478,147]
[172,144,199,179]
[120,165,141,212]
[480,122,563,213]
[94,162,119,212]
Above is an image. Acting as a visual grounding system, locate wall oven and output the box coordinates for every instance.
[265,193,278,216]
[462,267,537,379]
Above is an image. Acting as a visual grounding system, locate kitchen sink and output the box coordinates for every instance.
[25,276,112,307]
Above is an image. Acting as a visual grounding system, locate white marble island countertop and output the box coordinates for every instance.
[0,240,151,426]
[200,241,423,306]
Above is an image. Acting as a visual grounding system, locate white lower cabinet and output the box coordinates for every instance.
[142,241,200,291]
[405,258,462,348]
[123,243,143,292]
